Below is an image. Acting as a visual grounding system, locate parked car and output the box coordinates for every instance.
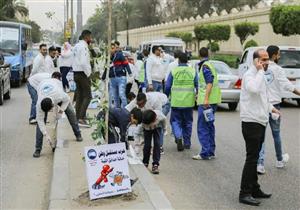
[191,59,241,111]
[238,46,300,106]
[0,52,11,105]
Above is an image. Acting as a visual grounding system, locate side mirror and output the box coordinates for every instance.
[21,43,27,51]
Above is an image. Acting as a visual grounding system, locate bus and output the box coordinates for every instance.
[0,21,34,86]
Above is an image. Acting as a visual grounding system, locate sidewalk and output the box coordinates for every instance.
[48,112,173,210]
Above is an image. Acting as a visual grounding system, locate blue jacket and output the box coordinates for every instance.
[109,50,132,78]
[109,108,131,142]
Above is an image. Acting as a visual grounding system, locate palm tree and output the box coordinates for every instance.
[0,0,29,21]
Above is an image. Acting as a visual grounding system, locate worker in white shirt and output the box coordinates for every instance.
[239,49,280,206]
[45,46,57,73]
[126,92,170,154]
[165,50,180,81]
[30,44,51,76]
[72,30,92,127]
[146,46,166,92]
[33,77,82,158]
[59,42,73,92]
[257,45,300,174]
[27,72,51,124]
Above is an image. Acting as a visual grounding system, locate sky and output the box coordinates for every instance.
[24,0,100,31]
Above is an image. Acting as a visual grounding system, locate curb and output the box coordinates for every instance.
[131,164,173,210]
[48,118,70,210]
[48,118,173,210]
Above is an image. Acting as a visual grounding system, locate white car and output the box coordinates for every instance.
[238,46,300,106]
[191,60,241,111]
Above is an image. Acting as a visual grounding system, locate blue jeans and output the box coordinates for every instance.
[109,76,127,108]
[258,104,282,165]
[170,107,193,146]
[197,105,217,158]
[159,102,171,146]
[152,81,163,92]
[27,82,38,120]
[35,103,81,151]
[60,66,71,89]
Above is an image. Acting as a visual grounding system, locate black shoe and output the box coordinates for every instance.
[130,178,138,186]
[184,145,191,149]
[160,147,165,155]
[252,189,272,199]
[152,165,159,174]
[239,195,260,206]
[33,150,41,158]
[177,139,184,151]
[76,136,83,142]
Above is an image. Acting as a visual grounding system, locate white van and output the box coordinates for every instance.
[238,46,300,106]
[139,37,185,56]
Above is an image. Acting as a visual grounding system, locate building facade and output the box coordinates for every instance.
[117,1,300,54]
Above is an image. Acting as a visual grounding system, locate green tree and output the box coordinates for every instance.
[166,31,181,38]
[244,39,258,50]
[207,41,220,53]
[234,22,259,46]
[25,20,41,43]
[166,31,193,47]
[270,5,300,36]
[0,0,28,20]
[180,32,193,46]
[204,24,231,44]
[194,25,206,51]
[163,0,260,21]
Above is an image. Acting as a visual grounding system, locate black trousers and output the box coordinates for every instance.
[240,121,266,196]
[74,72,92,120]
[143,128,161,166]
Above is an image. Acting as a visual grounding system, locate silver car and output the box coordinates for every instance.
[191,60,241,111]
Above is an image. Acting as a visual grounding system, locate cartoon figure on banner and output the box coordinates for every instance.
[92,164,114,189]
[109,171,129,186]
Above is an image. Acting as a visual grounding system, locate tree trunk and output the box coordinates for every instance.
[105,0,112,142]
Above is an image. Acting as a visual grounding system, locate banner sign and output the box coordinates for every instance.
[84,143,131,200]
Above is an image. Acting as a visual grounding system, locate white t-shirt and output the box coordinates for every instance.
[36,78,69,135]
[28,72,51,90]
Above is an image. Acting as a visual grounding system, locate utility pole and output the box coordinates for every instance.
[105,0,113,141]
[66,0,69,21]
[70,0,74,43]
[77,0,83,34]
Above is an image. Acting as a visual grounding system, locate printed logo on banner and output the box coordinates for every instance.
[84,143,131,200]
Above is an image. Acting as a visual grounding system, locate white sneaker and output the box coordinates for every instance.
[276,153,289,168]
[29,119,37,124]
[257,164,266,174]
[192,154,211,160]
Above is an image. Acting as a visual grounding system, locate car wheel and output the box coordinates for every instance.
[228,102,238,111]
[0,84,3,105]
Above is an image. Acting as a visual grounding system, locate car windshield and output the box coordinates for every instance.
[212,62,232,75]
[153,45,183,56]
[0,27,19,54]
[278,50,300,69]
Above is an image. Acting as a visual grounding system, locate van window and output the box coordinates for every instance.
[278,50,300,69]
[241,50,248,64]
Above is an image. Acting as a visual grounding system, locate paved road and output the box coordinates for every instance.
[155,103,300,210]
[0,86,53,210]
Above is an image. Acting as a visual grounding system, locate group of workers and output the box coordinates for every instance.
[25,29,300,206]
